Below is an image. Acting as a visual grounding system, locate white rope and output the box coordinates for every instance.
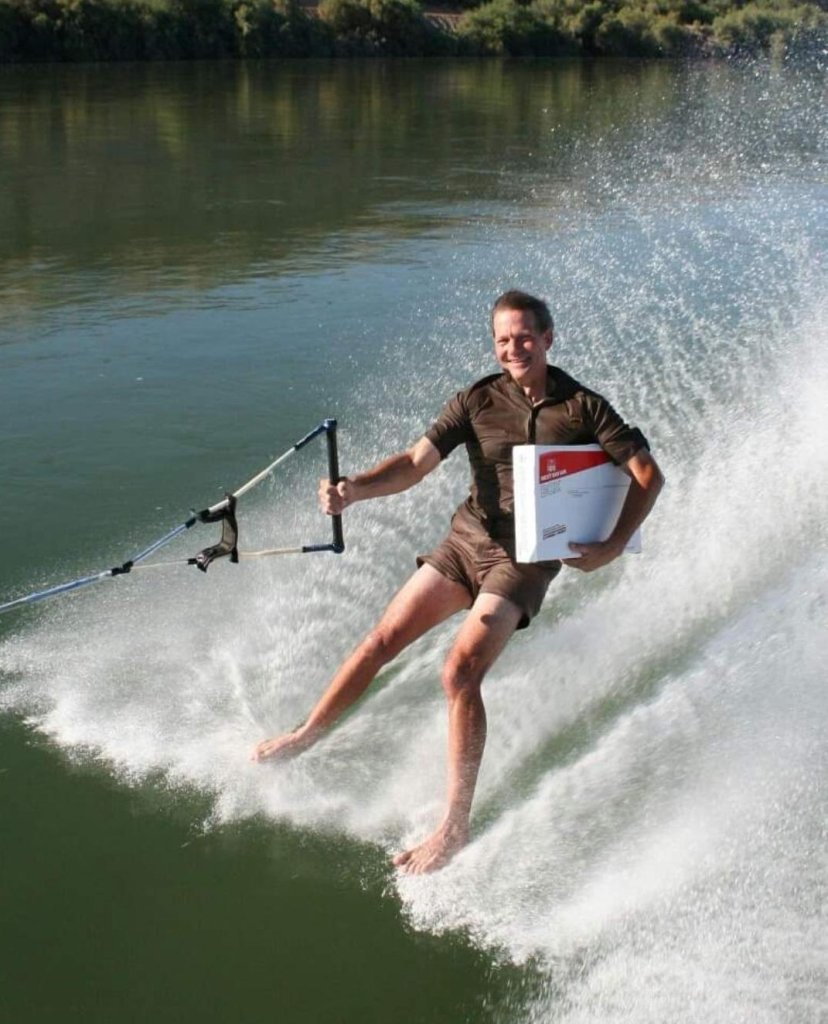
[128,546,307,570]
[232,448,298,500]
[237,546,305,558]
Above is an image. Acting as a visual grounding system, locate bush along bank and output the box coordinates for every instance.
[0,0,825,61]
[457,0,828,58]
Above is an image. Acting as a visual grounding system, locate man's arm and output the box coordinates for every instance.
[564,448,664,573]
[319,436,441,515]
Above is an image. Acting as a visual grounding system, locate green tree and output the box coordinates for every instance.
[711,1,827,55]
[318,0,435,54]
[458,0,577,54]
[148,0,235,58]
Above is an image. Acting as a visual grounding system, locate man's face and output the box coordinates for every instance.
[492,307,552,388]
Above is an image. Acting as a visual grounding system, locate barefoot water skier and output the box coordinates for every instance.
[253,290,664,874]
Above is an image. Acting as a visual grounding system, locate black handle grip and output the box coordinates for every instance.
[324,419,345,554]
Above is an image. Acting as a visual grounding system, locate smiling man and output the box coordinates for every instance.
[253,290,664,874]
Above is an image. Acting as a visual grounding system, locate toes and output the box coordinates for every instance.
[251,738,289,763]
[402,855,423,875]
[407,852,437,875]
[395,845,437,875]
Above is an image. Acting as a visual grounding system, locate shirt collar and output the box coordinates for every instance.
[501,364,560,402]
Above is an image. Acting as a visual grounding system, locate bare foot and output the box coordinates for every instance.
[393,819,469,875]
[250,726,315,763]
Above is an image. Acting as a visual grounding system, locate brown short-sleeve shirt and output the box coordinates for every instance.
[424,365,648,537]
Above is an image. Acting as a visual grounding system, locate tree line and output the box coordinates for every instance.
[1,0,825,61]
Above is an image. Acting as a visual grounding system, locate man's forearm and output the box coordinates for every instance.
[608,477,662,551]
[348,451,428,502]
[607,451,664,552]
[565,449,664,571]
[346,436,442,504]
[320,436,441,516]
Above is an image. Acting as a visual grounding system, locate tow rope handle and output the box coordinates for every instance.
[291,418,345,556]
[324,418,345,555]
[0,419,346,616]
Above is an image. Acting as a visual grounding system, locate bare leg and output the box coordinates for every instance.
[251,565,471,761]
[394,592,522,874]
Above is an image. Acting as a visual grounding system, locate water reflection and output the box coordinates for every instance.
[2,58,821,328]
[0,60,683,308]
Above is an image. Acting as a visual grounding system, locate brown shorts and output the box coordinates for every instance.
[417,510,561,630]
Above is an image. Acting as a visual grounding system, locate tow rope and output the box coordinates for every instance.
[0,419,344,616]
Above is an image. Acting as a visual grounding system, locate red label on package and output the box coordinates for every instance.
[538,448,610,484]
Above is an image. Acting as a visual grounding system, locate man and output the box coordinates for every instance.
[253,291,664,874]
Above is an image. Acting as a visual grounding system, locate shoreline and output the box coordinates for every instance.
[1,0,825,63]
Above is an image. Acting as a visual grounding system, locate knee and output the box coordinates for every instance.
[441,652,483,702]
[361,625,404,667]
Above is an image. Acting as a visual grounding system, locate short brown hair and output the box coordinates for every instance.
[491,291,554,335]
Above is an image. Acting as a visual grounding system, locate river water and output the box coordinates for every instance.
[1,58,826,1023]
